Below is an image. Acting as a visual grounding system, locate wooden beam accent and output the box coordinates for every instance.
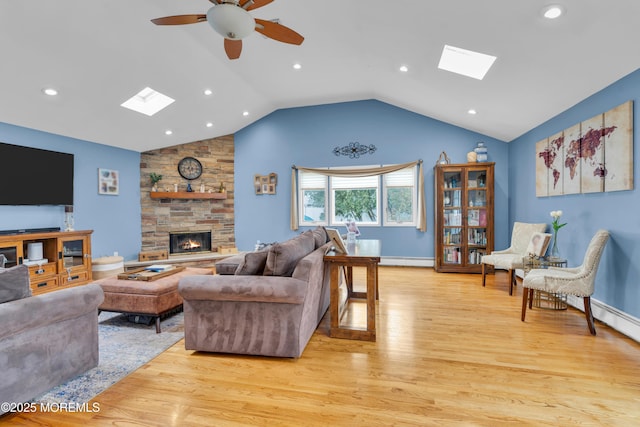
[150,191,227,200]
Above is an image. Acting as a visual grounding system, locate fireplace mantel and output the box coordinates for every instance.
[150,192,227,200]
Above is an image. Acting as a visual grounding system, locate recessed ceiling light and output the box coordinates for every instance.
[293,63,302,70]
[165,130,173,135]
[121,87,175,117]
[206,122,214,128]
[42,88,58,96]
[204,89,213,96]
[438,45,497,80]
[542,5,564,19]
[468,109,477,115]
[243,111,249,117]
[399,65,409,73]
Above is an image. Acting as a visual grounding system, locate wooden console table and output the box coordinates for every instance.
[324,239,381,341]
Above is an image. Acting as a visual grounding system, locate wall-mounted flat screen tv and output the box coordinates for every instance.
[0,142,74,205]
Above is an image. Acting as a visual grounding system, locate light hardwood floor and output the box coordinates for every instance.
[7,267,640,426]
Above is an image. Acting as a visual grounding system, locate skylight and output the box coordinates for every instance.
[121,87,175,116]
[438,45,497,80]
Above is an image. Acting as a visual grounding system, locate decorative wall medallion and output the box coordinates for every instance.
[333,142,377,159]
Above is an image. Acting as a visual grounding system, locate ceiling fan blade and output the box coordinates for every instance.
[224,39,242,60]
[151,15,207,25]
[240,0,274,11]
[254,18,304,45]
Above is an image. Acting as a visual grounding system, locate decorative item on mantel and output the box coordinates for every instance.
[218,182,226,193]
[475,142,488,162]
[436,151,451,165]
[549,210,567,259]
[149,173,163,192]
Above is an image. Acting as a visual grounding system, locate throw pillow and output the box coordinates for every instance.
[312,226,328,249]
[263,231,315,277]
[235,250,270,275]
[0,264,32,304]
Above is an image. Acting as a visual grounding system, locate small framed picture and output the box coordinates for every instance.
[255,173,278,195]
[98,168,119,195]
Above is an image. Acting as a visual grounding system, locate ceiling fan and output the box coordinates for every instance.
[151,0,304,60]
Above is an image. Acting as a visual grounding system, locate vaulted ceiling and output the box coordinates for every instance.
[2,1,639,152]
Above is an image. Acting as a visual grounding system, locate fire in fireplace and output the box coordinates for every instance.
[169,231,212,256]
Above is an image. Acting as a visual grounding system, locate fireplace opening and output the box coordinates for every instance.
[169,231,212,256]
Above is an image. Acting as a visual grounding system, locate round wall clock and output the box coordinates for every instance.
[177,157,203,180]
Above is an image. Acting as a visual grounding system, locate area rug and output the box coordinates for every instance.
[33,311,184,404]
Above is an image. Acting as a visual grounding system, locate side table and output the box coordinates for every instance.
[522,256,568,310]
[323,239,381,342]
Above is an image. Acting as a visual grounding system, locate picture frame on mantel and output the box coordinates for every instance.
[98,168,119,195]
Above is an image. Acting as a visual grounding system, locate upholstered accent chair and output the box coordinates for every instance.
[481,222,547,295]
[521,229,609,335]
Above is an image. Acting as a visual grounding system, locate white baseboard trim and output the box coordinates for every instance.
[379,257,433,267]
[566,295,640,342]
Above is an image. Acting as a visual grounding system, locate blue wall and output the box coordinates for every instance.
[0,122,141,260]
[509,69,640,318]
[234,100,509,257]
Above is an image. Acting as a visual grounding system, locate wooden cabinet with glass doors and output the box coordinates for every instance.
[434,163,494,273]
[0,230,93,294]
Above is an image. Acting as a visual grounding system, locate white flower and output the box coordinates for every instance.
[550,210,563,219]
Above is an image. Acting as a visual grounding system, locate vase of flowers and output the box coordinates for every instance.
[549,210,567,259]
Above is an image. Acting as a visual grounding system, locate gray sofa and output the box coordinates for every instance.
[178,227,331,358]
[0,264,104,412]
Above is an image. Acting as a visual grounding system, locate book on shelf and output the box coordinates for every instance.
[468,249,486,264]
[479,209,487,227]
[468,210,479,226]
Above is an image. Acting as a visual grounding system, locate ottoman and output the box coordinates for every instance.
[92,255,125,280]
[95,267,212,333]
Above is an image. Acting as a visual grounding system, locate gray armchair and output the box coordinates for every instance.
[0,278,104,411]
[481,222,547,295]
[521,229,609,335]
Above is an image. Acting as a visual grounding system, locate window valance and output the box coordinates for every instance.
[290,160,426,232]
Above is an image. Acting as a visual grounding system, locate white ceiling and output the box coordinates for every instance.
[2,1,639,153]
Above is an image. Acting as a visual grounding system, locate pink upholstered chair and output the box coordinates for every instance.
[481,222,547,295]
[521,230,609,335]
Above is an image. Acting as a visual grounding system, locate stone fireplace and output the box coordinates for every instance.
[140,135,235,256]
[170,231,212,256]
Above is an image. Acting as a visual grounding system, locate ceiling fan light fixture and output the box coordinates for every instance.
[206,4,255,40]
[542,5,564,19]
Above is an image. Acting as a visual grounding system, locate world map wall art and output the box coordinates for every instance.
[536,100,633,197]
